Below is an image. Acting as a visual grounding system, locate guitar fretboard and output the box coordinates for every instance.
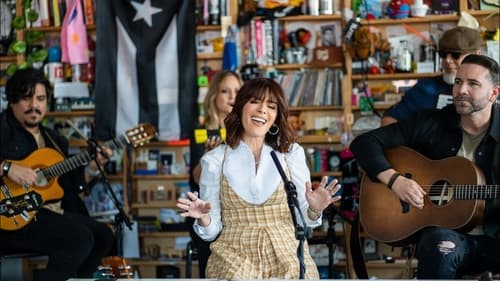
[453,185,500,200]
[41,136,126,181]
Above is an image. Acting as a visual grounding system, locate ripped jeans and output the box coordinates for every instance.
[415,227,500,279]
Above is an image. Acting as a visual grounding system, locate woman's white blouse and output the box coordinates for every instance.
[193,141,322,241]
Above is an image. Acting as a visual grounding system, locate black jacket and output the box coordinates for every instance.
[350,102,500,239]
[0,108,90,215]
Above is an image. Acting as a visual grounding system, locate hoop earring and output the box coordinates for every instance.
[268,124,279,135]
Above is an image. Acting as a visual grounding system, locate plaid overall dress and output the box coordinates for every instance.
[206,152,319,279]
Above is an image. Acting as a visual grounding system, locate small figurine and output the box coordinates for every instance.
[387,0,410,19]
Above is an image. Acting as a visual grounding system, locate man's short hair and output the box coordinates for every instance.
[462,54,500,86]
[438,26,482,54]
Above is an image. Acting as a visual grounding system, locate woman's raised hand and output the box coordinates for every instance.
[176,191,212,219]
[305,176,342,213]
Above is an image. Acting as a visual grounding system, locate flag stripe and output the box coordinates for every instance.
[95,0,198,141]
[116,19,139,137]
[156,16,180,140]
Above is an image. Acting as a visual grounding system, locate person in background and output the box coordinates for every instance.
[350,54,499,278]
[382,26,482,126]
[179,78,341,279]
[188,70,241,277]
[0,68,115,281]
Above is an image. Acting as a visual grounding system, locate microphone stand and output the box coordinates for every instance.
[324,205,338,278]
[87,139,133,256]
[270,151,311,279]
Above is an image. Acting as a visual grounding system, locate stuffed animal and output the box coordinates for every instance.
[348,26,374,60]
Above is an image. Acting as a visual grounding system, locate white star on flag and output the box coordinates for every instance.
[131,0,162,27]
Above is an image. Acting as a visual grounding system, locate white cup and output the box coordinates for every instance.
[43,62,64,84]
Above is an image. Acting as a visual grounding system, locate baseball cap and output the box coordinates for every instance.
[438,26,482,53]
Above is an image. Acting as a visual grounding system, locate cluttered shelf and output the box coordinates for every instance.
[46,110,94,117]
[278,14,343,22]
[0,55,18,63]
[139,231,189,238]
[296,135,341,144]
[196,25,221,31]
[270,63,344,70]
[351,72,441,80]
[131,175,189,181]
[197,52,223,60]
[24,24,96,32]
[359,14,459,25]
[290,105,344,112]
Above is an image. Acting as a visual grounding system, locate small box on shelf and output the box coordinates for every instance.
[137,180,177,206]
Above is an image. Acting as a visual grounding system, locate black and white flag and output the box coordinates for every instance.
[94,0,198,140]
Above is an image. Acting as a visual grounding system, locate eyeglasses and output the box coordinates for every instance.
[438,51,462,60]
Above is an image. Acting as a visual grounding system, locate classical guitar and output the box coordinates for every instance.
[0,123,156,231]
[359,146,499,245]
[97,256,134,279]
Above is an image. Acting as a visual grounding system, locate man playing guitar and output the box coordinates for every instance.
[0,68,114,281]
[351,54,500,278]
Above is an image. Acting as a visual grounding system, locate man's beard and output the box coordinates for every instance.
[454,95,490,115]
[24,120,40,128]
[442,72,455,85]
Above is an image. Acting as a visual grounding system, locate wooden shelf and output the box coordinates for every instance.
[351,72,440,80]
[68,139,88,147]
[352,104,394,111]
[467,9,500,16]
[279,14,343,21]
[196,25,221,31]
[311,171,342,178]
[136,140,190,148]
[25,24,96,32]
[290,105,344,112]
[46,110,94,117]
[296,135,340,144]
[360,15,459,25]
[132,174,189,180]
[139,231,189,238]
[0,55,17,63]
[197,52,223,60]
[131,202,177,208]
[268,63,343,70]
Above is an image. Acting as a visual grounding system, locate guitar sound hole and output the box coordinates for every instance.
[428,180,453,206]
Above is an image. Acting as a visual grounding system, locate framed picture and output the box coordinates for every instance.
[160,151,176,166]
[319,24,337,47]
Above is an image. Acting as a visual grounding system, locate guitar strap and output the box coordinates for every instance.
[350,213,368,278]
[43,130,65,156]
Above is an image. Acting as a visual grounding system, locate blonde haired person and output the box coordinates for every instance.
[188,70,241,277]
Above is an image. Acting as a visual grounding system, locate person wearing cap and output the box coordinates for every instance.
[381,26,482,126]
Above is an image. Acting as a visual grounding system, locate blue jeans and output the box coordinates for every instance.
[415,227,500,279]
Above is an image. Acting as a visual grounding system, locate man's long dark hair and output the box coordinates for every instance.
[5,68,51,105]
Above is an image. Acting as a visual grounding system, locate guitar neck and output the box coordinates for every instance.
[454,185,500,200]
[41,136,127,180]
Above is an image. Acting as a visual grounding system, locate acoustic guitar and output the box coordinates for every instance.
[359,146,499,245]
[0,123,156,231]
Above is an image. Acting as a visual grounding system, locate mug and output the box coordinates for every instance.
[43,62,64,84]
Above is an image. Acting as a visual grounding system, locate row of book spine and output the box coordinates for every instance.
[242,18,280,66]
[275,68,343,107]
[29,0,95,28]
